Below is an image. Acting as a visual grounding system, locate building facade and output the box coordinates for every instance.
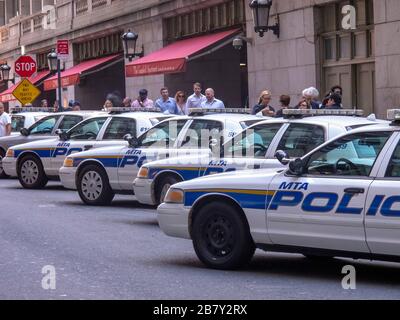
[0,0,399,117]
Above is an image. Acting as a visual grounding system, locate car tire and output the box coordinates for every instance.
[155,175,181,205]
[192,202,255,270]
[17,155,48,189]
[77,164,115,206]
[0,149,9,179]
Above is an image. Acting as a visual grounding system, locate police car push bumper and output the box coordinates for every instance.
[2,155,17,177]
[133,177,154,205]
[158,202,191,239]
[59,166,78,190]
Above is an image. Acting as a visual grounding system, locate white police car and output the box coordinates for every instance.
[134,109,383,206]
[10,107,51,135]
[59,109,266,206]
[157,109,400,270]
[0,109,103,178]
[3,108,171,189]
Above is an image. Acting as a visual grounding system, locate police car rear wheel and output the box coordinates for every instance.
[78,165,114,206]
[0,149,8,179]
[192,203,255,270]
[156,176,181,205]
[18,156,48,189]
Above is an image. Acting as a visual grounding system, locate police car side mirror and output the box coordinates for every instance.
[288,158,305,176]
[56,129,69,141]
[124,134,139,148]
[20,128,30,137]
[275,150,290,165]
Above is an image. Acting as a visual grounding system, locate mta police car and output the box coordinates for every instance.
[0,109,103,178]
[10,107,51,135]
[157,109,400,270]
[59,109,266,206]
[2,108,171,189]
[134,109,383,206]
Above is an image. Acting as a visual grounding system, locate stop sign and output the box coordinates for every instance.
[14,56,37,78]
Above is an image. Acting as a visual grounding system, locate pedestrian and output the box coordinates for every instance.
[323,93,342,110]
[53,101,59,112]
[302,87,321,109]
[275,95,291,117]
[40,99,48,108]
[72,101,81,111]
[175,91,187,115]
[123,97,132,108]
[185,82,206,113]
[0,102,11,137]
[296,98,311,110]
[331,85,343,96]
[103,93,122,112]
[252,90,275,116]
[200,88,225,109]
[132,89,154,108]
[155,87,180,114]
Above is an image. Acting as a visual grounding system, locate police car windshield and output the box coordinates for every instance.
[306,131,392,177]
[226,123,283,158]
[11,116,25,132]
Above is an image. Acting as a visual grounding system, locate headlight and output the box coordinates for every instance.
[164,188,184,204]
[137,167,149,179]
[63,157,74,168]
[5,149,14,158]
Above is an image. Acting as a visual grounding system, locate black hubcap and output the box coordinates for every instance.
[202,215,234,258]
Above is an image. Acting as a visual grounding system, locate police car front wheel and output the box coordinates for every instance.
[192,202,255,270]
[18,155,48,189]
[77,165,115,206]
[156,175,182,205]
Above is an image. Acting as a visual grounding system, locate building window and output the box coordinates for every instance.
[320,0,375,113]
[165,0,245,42]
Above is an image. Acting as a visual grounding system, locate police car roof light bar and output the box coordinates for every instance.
[387,109,400,124]
[9,107,52,114]
[189,108,252,116]
[283,109,364,118]
[108,107,162,114]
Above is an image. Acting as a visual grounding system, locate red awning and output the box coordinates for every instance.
[126,29,240,77]
[43,54,121,91]
[0,70,51,103]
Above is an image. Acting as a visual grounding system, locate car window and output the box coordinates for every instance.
[277,124,325,158]
[68,117,108,141]
[103,118,136,140]
[180,120,224,149]
[306,132,392,177]
[139,120,187,148]
[386,140,400,178]
[11,116,25,132]
[227,123,283,158]
[29,116,60,135]
[58,115,84,132]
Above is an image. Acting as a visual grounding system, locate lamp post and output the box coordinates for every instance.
[122,30,144,62]
[249,0,280,38]
[47,50,63,112]
[0,64,15,84]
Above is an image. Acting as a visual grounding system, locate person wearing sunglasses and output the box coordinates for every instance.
[175,91,187,115]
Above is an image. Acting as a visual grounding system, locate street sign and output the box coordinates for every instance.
[14,56,37,78]
[12,79,41,106]
[57,40,70,61]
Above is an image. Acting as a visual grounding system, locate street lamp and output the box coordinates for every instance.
[0,64,15,84]
[249,0,280,38]
[47,49,63,112]
[122,30,144,62]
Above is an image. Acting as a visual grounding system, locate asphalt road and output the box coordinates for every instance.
[1,179,400,300]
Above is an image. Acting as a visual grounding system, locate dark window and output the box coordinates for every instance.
[58,115,84,132]
[68,117,108,140]
[181,120,223,149]
[386,140,400,178]
[30,116,60,135]
[139,120,187,148]
[103,118,136,140]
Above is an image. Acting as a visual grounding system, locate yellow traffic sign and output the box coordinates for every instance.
[12,78,41,106]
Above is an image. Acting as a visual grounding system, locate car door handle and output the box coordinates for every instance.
[84,145,93,151]
[344,188,365,194]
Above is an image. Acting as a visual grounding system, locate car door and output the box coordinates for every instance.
[267,131,392,253]
[117,119,188,190]
[50,117,109,174]
[365,132,400,256]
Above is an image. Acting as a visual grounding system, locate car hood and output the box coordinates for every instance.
[173,168,283,191]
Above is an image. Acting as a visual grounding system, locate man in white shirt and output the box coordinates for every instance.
[185,82,206,114]
[200,88,225,109]
[0,103,11,137]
